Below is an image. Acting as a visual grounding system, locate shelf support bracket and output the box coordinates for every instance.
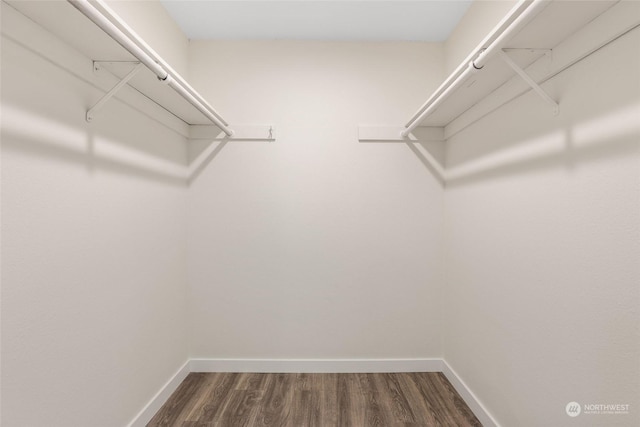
[189,125,276,141]
[498,49,559,115]
[87,62,143,122]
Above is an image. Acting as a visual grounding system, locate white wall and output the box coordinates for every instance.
[443,24,640,427]
[107,0,189,77]
[1,3,189,426]
[445,0,518,74]
[186,41,446,360]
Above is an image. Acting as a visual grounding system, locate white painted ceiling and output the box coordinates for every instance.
[160,1,472,42]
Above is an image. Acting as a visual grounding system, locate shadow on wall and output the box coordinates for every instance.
[359,126,447,186]
[1,33,190,187]
[1,104,189,187]
[353,96,637,190]
[404,140,446,186]
[187,139,229,184]
[444,100,640,189]
[406,26,640,189]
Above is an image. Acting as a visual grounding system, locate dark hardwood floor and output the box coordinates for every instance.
[148,372,482,426]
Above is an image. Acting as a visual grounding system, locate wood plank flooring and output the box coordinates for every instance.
[148,372,481,426]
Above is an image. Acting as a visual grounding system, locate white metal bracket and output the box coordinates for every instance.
[87,61,143,122]
[358,125,444,142]
[189,125,276,141]
[498,49,559,115]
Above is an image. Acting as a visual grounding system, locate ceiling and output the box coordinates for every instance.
[160,1,472,42]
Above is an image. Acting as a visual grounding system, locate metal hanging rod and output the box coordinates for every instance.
[90,0,228,128]
[401,0,550,137]
[68,0,234,136]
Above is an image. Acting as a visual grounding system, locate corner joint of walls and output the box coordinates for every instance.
[441,360,500,427]
[127,360,190,427]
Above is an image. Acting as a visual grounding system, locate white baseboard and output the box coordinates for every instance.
[127,360,190,427]
[442,360,500,427]
[190,358,443,373]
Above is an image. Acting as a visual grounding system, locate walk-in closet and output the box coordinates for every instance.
[1,1,638,426]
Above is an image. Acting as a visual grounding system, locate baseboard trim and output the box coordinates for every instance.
[190,358,444,373]
[442,360,500,427]
[127,360,190,427]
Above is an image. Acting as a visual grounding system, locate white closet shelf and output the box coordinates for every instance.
[360,0,633,142]
[5,0,274,141]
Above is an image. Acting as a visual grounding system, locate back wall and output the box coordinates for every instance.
[186,41,446,360]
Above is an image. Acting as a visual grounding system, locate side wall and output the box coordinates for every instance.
[444,0,518,74]
[443,23,640,427]
[1,2,189,426]
[186,41,446,361]
[107,0,189,77]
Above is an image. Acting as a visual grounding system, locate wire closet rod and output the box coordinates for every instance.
[68,0,234,136]
[91,0,228,127]
[402,0,549,137]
